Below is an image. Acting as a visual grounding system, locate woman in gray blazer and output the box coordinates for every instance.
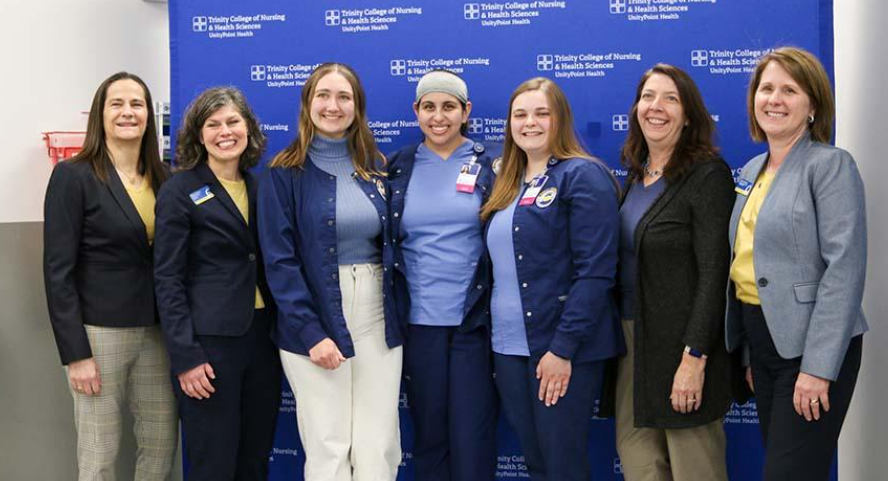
[726,46,867,480]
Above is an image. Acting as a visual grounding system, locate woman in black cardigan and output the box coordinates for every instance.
[612,64,735,480]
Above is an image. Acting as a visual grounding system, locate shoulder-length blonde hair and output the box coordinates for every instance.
[747,47,835,143]
[480,77,592,221]
[269,63,384,179]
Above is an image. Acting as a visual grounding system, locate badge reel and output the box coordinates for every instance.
[456,157,481,193]
[519,174,549,206]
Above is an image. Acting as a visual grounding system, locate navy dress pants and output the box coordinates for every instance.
[404,324,498,481]
[494,353,604,481]
[742,303,862,481]
[174,309,282,481]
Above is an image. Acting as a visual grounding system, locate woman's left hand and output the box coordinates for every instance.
[536,352,572,407]
[670,352,706,414]
[794,372,831,421]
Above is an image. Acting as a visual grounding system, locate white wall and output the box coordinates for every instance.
[0,0,170,223]
[835,1,888,479]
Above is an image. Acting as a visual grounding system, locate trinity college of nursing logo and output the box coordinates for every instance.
[192,16,208,32]
[536,54,554,71]
[612,114,629,131]
[691,50,709,67]
[535,188,557,208]
[325,10,341,26]
[390,60,407,76]
[468,118,483,135]
[609,0,627,14]
[464,3,481,20]
[250,65,267,81]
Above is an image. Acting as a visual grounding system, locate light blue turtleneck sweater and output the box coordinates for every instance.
[309,135,382,265]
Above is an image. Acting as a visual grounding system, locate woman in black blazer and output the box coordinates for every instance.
[153,86,281,480]
[43,72,177,480]
[611,64,736,480]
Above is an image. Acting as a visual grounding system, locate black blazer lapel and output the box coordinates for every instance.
[106,167,149,252]
[196,163,249,228]
[633,173,689,254]
[245,170,259,248]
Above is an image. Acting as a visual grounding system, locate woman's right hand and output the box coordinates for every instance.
[746,366,755,393]
[309,338,347,370]
[68,357,102,396]
[178,363,216,399]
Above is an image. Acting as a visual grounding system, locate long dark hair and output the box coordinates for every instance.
[175,86,267,171]
[269,63,384,179]
[620,64,718,183]
[72,72,167,192]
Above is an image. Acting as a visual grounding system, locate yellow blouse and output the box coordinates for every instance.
[218,177,266,310]
[123,179,156,244]
[730,169,776,305]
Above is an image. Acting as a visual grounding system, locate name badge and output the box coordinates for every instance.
[456,162,481,193]
[519,175,549,206]
[735,179,753,196]
[189,185,215,205]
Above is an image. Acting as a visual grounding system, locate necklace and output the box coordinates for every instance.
[113,163,141,187]
[643,162,663,178]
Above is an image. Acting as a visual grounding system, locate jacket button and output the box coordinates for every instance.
[394,262,399,268]
[248,253,256,262]
[328,220,335,226]
[328,197,334,203]
[476,284,483,290]
[381,215,386,221]
[514,226,520,232]
[522,282,528,288]
[526,311,532,317]
[370,194,376,198]
[332,273,338,280]
[517,254,523,261]
[758,278,769,287]
[395,190,401,195]
[394,212,400,218]
[329,175,335,180]
[396,169,402,174]
[329,247,335,253]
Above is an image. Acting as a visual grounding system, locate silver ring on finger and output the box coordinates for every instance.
[810,398,820,405]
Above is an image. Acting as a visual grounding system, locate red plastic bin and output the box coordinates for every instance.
[42,131,86,164]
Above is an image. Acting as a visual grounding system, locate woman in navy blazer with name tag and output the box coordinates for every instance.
[258,63,403,481]
[154,87,282,480]
[387,70,498,481]
[480,77,623,481]
[43,72,177,480]
[725,47,867,480]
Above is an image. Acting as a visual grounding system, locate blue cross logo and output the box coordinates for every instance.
[609,0,627,14]
[325,10,341,26]
[468,118,483,134]
[537,54,554,71]
[691,50,709,67]
[464,4,481,20]
[192,16,208,32]
[250,65,266,81]
[612,115,629,131]
[390,60,407,76]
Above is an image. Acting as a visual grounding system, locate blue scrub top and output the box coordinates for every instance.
[400,140,483,326]
[487,192,530,356]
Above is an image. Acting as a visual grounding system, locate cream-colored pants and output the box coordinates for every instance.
[615,319,728,481]
[281,264,403,481]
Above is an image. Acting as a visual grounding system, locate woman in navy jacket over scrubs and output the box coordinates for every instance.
[258,63,403,481]
[154,87,281,480]
[480,77,622,481]
[387,70,498,481]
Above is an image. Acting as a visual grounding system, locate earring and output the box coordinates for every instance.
[808,114,815,124]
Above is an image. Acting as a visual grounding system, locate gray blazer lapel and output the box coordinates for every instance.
[728,154,767,247]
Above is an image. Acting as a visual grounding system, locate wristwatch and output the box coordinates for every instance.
[684,345,708,360]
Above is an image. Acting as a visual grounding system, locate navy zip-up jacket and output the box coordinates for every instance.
[257,158,402,357]
[387,142,496,335]
[485,157,625,363]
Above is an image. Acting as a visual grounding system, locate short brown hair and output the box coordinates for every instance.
[621,63,719,183]
[747,47,835,143]
[175,86,266,171]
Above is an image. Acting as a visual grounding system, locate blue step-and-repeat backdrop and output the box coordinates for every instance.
[169,1,836,479]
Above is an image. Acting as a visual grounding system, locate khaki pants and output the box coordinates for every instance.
[68,325,178,481]
[615,319,728,481]
[280,264,403,481]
